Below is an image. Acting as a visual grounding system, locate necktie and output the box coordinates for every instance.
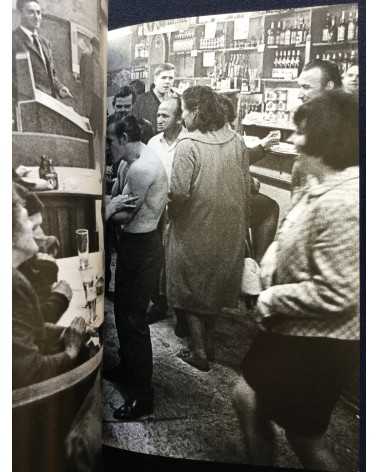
[32,33,47,69]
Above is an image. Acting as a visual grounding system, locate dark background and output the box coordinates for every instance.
[108,0,359,29]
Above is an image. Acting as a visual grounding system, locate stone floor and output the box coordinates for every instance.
[102,297,360,470]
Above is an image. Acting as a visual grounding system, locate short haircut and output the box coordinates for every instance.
[153,63,175,78]
[302,59,343,88]
[293,89,358,170]
[17,0,39,11]
[129,79,146,96]
[217,94,236,124]
[182,86,225,133]
[162,97,182,121]
[112,85,136,107]
[114,115,141,143]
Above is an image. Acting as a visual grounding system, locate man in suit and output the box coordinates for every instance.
[13,0,72,100]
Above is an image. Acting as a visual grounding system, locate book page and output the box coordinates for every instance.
[104,2,361,471]
[12,0,107,471]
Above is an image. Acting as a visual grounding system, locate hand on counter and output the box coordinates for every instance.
[63,316,87,360]
[260,130,281,151]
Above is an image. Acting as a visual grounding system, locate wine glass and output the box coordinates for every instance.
[76,228,89,270]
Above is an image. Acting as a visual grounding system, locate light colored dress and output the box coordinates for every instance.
[166,125,250,316]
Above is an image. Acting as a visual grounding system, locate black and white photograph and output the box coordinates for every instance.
[103,3,361,471]
[12,0,107,470]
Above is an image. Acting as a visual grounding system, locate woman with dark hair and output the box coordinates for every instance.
[166,86,250,371]
[232,90,359,470]
[12,185,86,389]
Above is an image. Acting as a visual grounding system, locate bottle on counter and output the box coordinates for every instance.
[46,158,59,190]
[39,155,50,180]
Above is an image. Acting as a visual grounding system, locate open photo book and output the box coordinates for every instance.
[12,0,363,471]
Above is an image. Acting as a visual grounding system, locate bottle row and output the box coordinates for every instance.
[314,49,357,74]
[266,17,309,47]
[199,35,226,50]
[321,10,358,43]
[272,50,303,80]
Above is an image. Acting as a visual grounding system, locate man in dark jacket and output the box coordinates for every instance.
[13,0,72,100]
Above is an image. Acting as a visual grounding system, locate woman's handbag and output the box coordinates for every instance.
[241,230,262,296]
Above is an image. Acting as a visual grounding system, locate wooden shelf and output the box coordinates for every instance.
[198,46,258,53]
[312,40,358,47]
[267,43,305,49]
[261,78,299,82]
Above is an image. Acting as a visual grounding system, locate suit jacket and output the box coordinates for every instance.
[12,26,66,99]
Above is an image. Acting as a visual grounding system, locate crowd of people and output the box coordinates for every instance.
[103,55,359,470]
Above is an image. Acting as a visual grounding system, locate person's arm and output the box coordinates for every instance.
[105,194,139,221]
[110,164,154,226]
[256,197,359,319]
[168,140,197,219]
[44,38,72,99]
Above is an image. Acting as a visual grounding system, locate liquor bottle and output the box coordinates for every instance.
[275,21,282,45]
[282,50,288,79]
[354,10,358,40]
[272,51,279,78]
[284,20,291,45]
[291,18,298,45]
[329,15,337,42]
[322,12,331,42]
[46,158,59,189]
[296,17,304,44]
[267,21,275,45]
[346,11,356,41]
[337,11,346,42]
[303,19,310,43]
[280,20,286,45]
[39,155,50,180]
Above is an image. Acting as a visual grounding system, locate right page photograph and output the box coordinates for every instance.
[103,2,361,470]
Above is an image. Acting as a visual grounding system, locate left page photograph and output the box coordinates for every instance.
[12,0,108,471]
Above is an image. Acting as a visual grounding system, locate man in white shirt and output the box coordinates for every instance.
[147,97,186,183]
[145,97,186,325]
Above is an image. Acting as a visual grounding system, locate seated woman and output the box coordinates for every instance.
[12,185,87,389]
[14,182,71,323]
[232,90,359,471]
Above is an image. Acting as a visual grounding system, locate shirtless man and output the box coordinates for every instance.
[105,116,168,421]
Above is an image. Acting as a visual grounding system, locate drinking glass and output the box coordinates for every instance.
[79,266,97,325]
[76,228,89,270]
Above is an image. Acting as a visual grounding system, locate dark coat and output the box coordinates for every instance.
[12,26,65,99]
[12,268,73,389]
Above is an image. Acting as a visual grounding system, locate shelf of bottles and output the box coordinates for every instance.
[311,5,358,75]
[265,15,310,48]
[171,30,195,53]
[211,52,261,93]
[263,10,310,83]
[199,35,226,50]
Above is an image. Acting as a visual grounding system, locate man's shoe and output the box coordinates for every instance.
[146,304,167,324]
[113,398,153,421]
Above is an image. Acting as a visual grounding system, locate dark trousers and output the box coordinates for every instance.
[114,230,162,399]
